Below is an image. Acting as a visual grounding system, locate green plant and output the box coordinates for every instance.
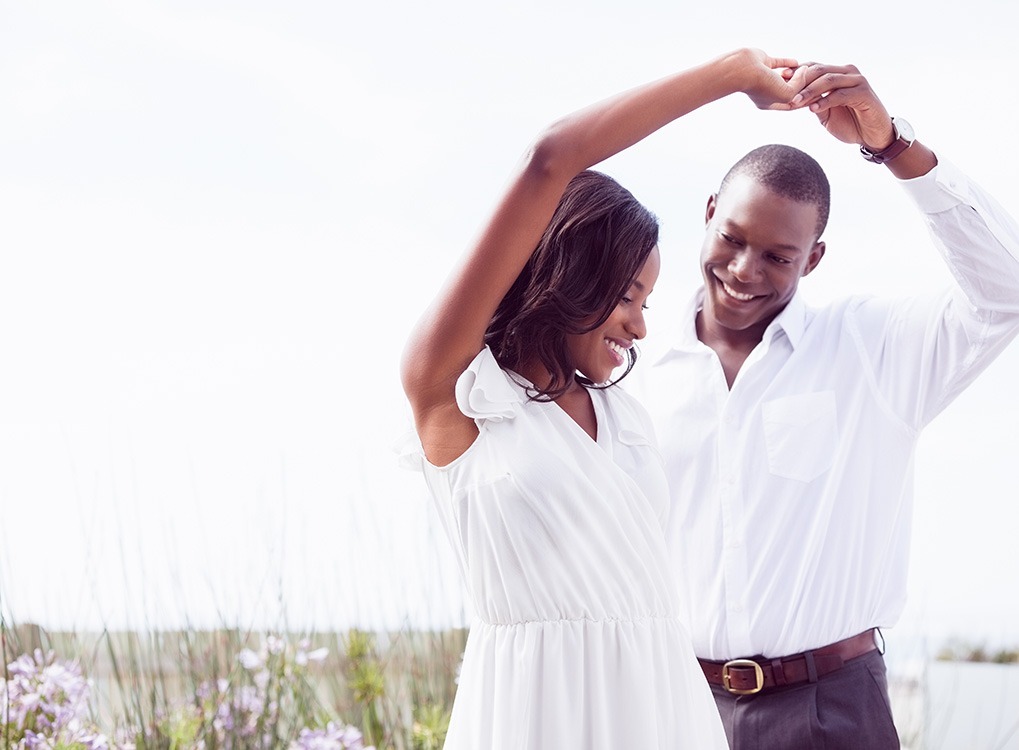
[410,703,450,750]
[343,630,386,748]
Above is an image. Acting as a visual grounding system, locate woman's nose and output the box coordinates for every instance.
[627,307,647,340]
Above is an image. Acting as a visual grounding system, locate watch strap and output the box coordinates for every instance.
[860,118,913,164]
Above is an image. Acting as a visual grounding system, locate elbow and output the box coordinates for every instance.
[521,123,582,186]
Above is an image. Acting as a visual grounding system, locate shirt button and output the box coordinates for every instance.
[732,602,744,612]
[729,538,742,549]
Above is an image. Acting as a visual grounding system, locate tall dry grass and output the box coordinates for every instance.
[1,618,466,749]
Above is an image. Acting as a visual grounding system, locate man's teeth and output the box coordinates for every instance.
[722,282,756,301]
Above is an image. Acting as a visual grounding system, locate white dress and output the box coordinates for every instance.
[402,347,727,749]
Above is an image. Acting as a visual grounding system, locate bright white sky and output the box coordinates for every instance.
[1,0,1017,654]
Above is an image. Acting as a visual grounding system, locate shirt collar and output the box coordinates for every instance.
[772,292,806,349]
[652,288,807,365]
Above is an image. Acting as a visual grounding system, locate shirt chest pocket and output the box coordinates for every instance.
[761,391,839,483]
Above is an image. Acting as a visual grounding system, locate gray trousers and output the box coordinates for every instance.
[708,649,900,749]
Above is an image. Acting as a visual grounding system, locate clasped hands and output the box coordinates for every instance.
[742,49,896,154]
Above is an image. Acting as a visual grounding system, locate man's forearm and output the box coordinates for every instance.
[886,139,938,180]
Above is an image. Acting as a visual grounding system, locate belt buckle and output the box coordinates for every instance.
[722,659,764,695]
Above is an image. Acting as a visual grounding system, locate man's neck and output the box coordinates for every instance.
[695,310,772,390]
[695,309,772,354]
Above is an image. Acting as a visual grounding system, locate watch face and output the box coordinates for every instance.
[892,117,914,143]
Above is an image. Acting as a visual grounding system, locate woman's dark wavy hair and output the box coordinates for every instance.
[484,170,659,401]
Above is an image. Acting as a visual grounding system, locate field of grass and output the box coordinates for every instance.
[5,616,1019,749]
[1,619,466,749]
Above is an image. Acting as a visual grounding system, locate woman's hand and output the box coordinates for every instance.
[725,48,802,111]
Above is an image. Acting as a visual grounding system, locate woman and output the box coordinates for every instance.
[401,49,802,748]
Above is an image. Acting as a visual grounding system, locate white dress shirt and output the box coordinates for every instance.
[630,158,1019,660]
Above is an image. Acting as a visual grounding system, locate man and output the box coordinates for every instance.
[632,62,1019,747]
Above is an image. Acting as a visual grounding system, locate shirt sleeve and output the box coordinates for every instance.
[848,158,1019,429]
[899,158,1019,312]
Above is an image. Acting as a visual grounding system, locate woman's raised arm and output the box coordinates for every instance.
[402,48,802,465]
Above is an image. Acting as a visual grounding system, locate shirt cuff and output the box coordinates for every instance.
[896,157,968,214]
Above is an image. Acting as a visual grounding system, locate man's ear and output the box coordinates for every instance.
[802,241,826,276]
[705,193,718,226]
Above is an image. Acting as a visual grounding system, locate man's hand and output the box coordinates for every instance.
[788,61,937,179]
[788,63,895,151]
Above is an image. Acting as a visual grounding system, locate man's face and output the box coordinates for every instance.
[699,174,825,345]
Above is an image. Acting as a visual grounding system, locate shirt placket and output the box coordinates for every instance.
[716,387,753,657]
[716,338,776,657]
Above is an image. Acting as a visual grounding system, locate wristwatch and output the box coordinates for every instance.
[860,117,915,164]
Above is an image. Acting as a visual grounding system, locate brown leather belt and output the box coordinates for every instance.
[698,629,881,695]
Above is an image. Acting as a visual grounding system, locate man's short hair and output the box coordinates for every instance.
[719,144,830,240]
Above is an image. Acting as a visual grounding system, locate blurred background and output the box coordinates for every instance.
[1,1,1017,746]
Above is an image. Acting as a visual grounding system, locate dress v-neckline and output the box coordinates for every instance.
[552,387,611,453]
[505,368,609,451]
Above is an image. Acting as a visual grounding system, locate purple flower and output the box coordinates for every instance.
[2,650,107,750]
[290,721,375,750]
[266,635,286,655]
[295,647,329,667]
[237,648,263,671]
[5,638,372,750]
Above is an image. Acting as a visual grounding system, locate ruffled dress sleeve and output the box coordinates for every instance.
[394,346,521,472]
[454,346,522,423]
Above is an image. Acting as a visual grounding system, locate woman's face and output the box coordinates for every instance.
[565,245,661,385]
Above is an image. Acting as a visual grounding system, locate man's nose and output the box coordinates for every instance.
[729,249,760,281]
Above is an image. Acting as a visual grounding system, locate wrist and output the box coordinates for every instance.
[885,141,938,180]
[716,48,760,96]
[862,120,895,152]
